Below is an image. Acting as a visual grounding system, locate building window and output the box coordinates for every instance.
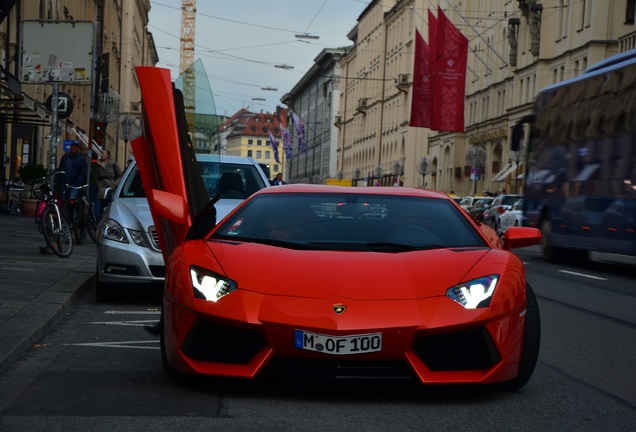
[265,150,270,158]
[257,139,262,146]
[248,139,253,145]
[627,0,636,23]
[256,150,262,159]
[247,150,253,157]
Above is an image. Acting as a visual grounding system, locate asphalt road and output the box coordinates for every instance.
[0,247,634,431]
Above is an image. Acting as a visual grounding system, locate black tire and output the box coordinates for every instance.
[540,219,559,262]
[160,307,187,380]
[68,203,83,245]
[540,219,589,262]
[95,271,109,303]
[41,207,74,258]
[498,283,541,391]
[85,207,98,243]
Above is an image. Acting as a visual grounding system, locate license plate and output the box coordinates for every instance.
[294,330,382,355]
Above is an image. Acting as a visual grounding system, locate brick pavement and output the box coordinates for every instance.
[0,212,96,373]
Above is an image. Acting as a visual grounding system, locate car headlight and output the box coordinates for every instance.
[128,229,149,247]
[190,266,238,302]
[101,219,129,244]
[446,275,498,309]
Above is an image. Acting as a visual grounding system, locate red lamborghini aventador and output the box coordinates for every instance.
[131,66,542,390]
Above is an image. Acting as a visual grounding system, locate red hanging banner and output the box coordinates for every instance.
[430,6,468,132]
[409,29,431,128]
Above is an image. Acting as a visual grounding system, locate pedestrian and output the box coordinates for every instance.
[58,141,87,201]
[89,152,107,219]
[272,172,285,186]
[98,149,122,210]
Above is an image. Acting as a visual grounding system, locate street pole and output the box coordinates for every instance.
[49,83,59,175]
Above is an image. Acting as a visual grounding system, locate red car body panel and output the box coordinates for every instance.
[131,67,193,261]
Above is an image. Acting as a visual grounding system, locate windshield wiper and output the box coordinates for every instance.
[304,241,446,252]
[211,235,315,250]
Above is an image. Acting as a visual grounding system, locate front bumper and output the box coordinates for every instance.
[162,292,526,385]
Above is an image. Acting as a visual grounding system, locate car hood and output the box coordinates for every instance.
[107,197,155,230]
[207,241,492,299]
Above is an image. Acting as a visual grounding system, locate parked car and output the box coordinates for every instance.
[95,154,270,301]
[469,197,495,221]
[498,198,524,237]
[459,196,494,221]
[482,194,522,232]
[132,65,544,390]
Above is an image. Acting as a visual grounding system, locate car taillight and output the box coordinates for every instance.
[497,206,505,214]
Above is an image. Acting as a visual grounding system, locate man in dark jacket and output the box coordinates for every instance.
[58,141,87,200]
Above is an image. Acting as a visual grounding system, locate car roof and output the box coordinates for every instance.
[254,184,454,199]
[196,154,260,165]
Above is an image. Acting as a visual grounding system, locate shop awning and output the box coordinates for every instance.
[492,162,517,182]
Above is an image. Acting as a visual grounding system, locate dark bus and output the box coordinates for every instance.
[512,49,636,261]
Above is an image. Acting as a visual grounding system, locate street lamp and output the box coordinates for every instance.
[274,64,294,70]
[392,160,403,186]
[373,164,383,185]
[466,146,487,196]
[295,33,320,40]
[416,157,430,187]
[118,113,140,159]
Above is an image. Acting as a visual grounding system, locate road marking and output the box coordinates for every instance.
[89,319,158,327]
[558,270,608,280]
[66,340,159,350]
[104,310,160,314]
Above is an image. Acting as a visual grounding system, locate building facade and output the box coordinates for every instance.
[0,0,157,182]
[223,109,285,181]
[321,0,636,194]
[280,48,346,184]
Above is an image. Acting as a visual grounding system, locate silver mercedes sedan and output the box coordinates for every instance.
[95,154,270,301]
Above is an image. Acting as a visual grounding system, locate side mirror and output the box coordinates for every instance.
[98,187,114,202]
[502,227,541,250]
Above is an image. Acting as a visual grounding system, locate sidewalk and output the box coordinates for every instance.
[0,212,96,374]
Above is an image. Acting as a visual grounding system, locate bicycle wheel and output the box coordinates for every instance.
[68,202,83,245]
[86,206,98,243]
[41,207,74,258]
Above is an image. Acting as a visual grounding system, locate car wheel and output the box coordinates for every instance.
[160,307,186,380]
[541,219,588,262]
[495,219,503,237]
[95,265,110,303]
[497,283,541,391]
[540,219,559,262]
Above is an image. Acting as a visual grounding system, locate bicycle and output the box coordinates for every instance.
[37,172,73,258]
[65,184,98,245]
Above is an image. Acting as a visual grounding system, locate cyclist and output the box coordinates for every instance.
[58,141,87,200]
[59,141,88,244]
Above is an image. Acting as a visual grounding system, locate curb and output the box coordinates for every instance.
[0,272,96,375]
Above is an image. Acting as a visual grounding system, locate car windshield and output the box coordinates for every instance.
[119,160,268,200]
[472,198,492,209]
[199,162,268,199]
[510,200,523,211]
[213,192,487,251]
[501,195,522,206]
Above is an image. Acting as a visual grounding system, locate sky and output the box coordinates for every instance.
[148,0,371,117]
